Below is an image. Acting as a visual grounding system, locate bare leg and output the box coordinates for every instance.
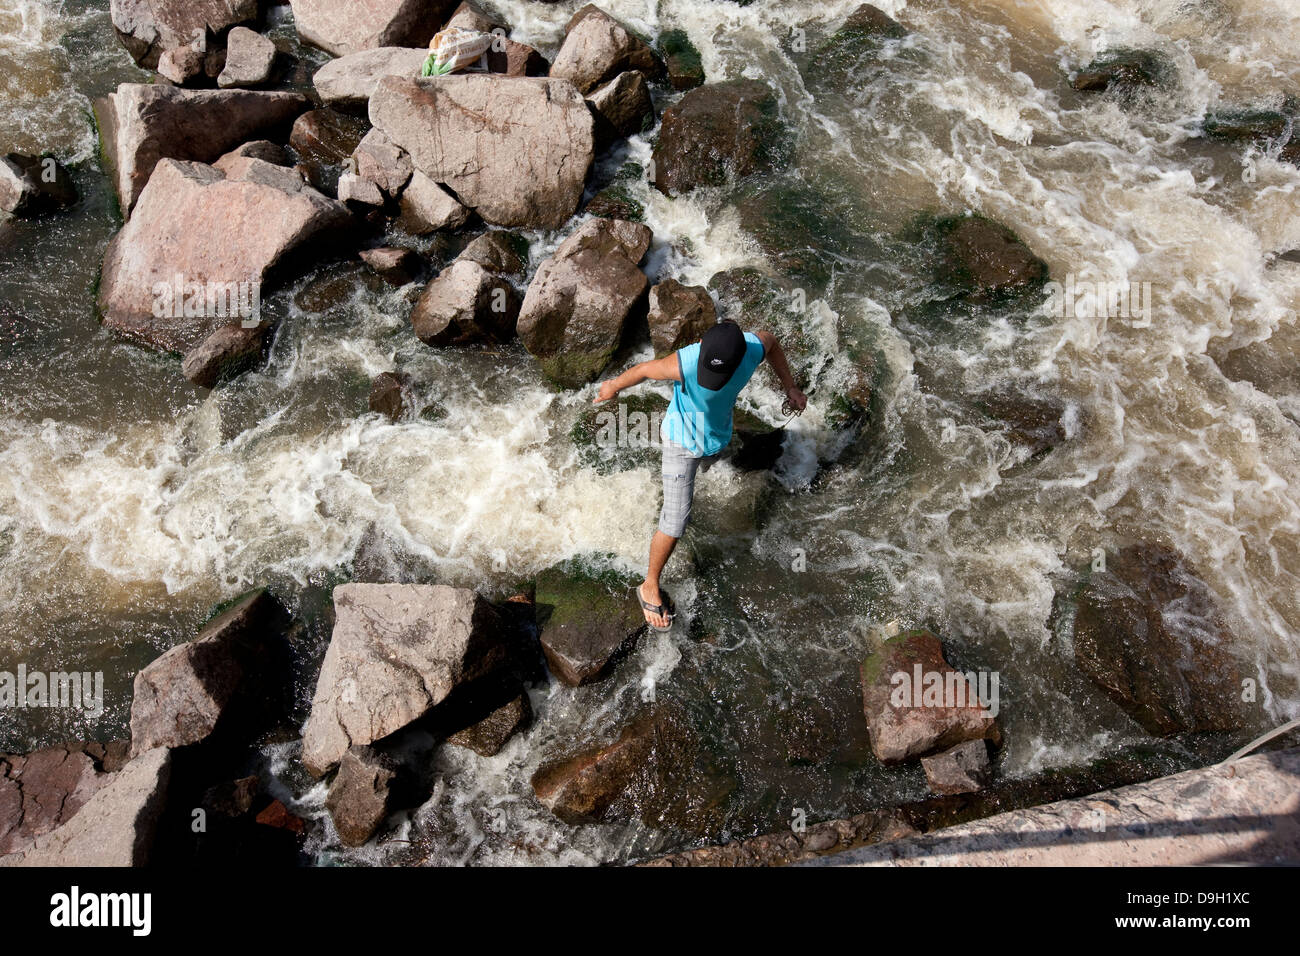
[639,531,678,628]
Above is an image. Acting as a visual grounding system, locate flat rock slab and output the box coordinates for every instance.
[798,747,1300,866]
[300,583,510,776]
[289,0,454,57]
[314,47,430,109]
[0,745,124,855]
[0,747,171,867]
[369,74,594,229]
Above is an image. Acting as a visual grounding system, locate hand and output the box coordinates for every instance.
[594,380,620,404]
[784,386,807,412]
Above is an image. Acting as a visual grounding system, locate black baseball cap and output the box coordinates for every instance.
[696,320,745,390]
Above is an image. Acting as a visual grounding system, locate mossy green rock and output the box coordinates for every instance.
[536,556,646,685]
[658,28,704,91]
[572,392,668,474]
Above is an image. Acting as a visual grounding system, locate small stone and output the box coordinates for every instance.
[922,739,992,795]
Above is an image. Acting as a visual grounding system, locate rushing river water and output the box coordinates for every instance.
[1,0,1299,864]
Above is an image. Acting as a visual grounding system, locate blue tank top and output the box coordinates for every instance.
[660,332,765,457]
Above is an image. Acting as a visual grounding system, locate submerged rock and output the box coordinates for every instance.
[648,279,716,357]
[531,706,733,833]
[129,589,291,756]
[929,213,1050,303]
[369,74,594,229]
[301,584,512,776]
[549,4,663,95]
[288,0,455,57]
[0,153,77,217]
[518,217,652,388]
[1072,49,1169,92]
[1067,543,1252,736]
[326,745,398,847]
[98,157,351,354]
[96,83,309,215]
[973,390,1069,457]
[368,370,411,420]
[859,629,1002,764]
[535,558,645,686]
[652,80,784,196]
[0,747,171,867]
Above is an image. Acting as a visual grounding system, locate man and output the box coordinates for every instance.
[594,319,807,630]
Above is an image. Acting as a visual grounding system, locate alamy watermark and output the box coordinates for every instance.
[151,274,261,328]
[889,664,1000,718]
[0,664,104,719]
[1043,273,1154,325]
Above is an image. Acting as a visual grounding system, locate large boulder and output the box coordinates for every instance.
[648,279,716,356]
[369,74,594,229]
[0,154,77,217]
[1069,544,1252,736]
[651,80,783,196]
[411,258,520,345]
[534,558,645,686]
[129,589,290,756]
[109,0,259,69]
[313,47,430,110]
[98,157,351,354]
[549,4,662,95]
[96,84,309,215]
[217,25,278,88]
[0,747,171,867]
[859,630,1002,764]
[457,230,528,277]
[517,217,652,387]
[325,746,397,846]
[0,743,127,856]
[300,584,512,776]
[288,0,456,56]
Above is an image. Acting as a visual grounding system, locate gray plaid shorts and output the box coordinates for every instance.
[659,439,719,538]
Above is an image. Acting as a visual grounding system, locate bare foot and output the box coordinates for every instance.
[637,583,671,629]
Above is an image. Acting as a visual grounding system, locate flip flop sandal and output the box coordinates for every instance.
[636,585,676,633]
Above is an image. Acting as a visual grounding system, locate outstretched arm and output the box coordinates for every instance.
[754,331,807,411]
[593,353,682,403]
